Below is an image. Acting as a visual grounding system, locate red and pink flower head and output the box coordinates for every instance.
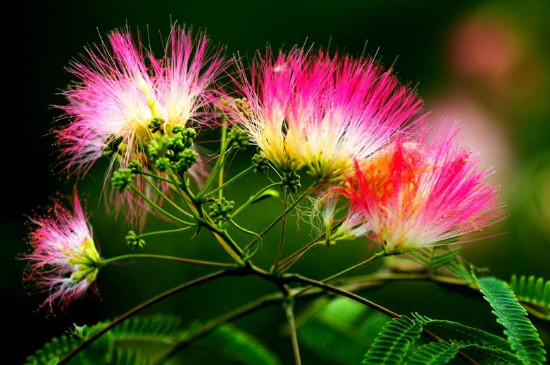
[341,125,503,252]
[230,47,425,182]
[25,193,100,312]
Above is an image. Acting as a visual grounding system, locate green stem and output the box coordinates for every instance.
[130,185,194,226]
[287,275,481,365]
[277,234,326,270]
[57,270,231,365]
[137,170,180,186]
[232,182,282,218]
[137,226,193,238]
[100,254,235,268]
[322,251,387,283]
[151,292,282,365]
[282,287,302,365]
[218,121,228,200]
[205,166,254,198]
[278,242,324,272]
[245,184,315,250]
[143,177,196,220]
[198,122,230,198]
[272,189,289,273]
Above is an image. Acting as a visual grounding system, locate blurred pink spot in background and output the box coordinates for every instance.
[428,92,516,188]
[449,14,521,81]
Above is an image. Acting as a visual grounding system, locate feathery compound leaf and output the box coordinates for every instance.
[197,325,281,365]
[431,248,460,268]
[111,349,151,365]
[24,326,113,365]
[111,315,182,345]
[412,313,511,350]
[405,341,523,365]
[510,275,550,320]
[363,316,422,365]
[475,276,547,365]
[297,297,387,364]
[405,342,459,365]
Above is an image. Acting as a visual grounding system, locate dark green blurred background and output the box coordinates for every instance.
[5,0,550,363]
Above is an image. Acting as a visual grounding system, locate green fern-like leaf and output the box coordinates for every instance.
[405,342,459,365]
[412,313,511,350]
[363,316,422,365]
[510,275,550,320]
[111,350,145,365]
[475,276,547,365]
[405,341,523,365]
[431,248,460,268]
[197,324,281,365]
[24,325,113,365]
[297,297,387,364]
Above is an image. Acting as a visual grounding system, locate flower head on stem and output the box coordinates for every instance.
[24,193,100,312]
[229,47,425,182]
[340,124,504,253]
[57,26,228,223]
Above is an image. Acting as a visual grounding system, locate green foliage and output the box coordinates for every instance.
[430,248,460,269]
[362,316,422,365]
[24,315,281,365]
[510,274,550,320]
[405,342,457,365]
[405,341,523,365]
[24,323,112,365]
[297,297,387,364]
[475,276,547,365]
[111,350,148,365]
[412,313,511,350]
[199,325,281,365]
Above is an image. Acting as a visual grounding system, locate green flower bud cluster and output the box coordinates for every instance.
[208,197,235,223]
[111,168,136,192]
[128,160,142,173]
[252,154,270,174]
[148,117,164,134]
[282,171,301,193]
[228,127,250,149]
[125,230,146,250]
[147,126,199,174]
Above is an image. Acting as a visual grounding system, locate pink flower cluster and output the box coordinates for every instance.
[30,26,505,309]
[58,27,227,173]
[338,126,502,252]
[25,194,100,312]
[229,48,425,181]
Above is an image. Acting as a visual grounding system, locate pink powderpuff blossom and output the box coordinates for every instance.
[340,125,503,253]
[229,47,426,182]
[25,193,100,312]
[57,26,228,222]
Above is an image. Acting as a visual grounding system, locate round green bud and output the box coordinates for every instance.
[128,161,142,173]
[111,169,136,192]
[282,171,301,193]
[173,149,199,174]
[154,156,171,172]
[208,197,235,223]
[229,128,251,149]
[252,154,270,174]
[148,117,165,134]
[125,230,146,250]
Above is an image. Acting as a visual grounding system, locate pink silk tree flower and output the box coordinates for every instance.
[340,126,503,253]
[25,193,100,312]
[58,26,227,172]
[56,27,227,223]
[229,48,425,183]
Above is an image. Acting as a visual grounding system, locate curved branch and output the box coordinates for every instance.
[57,270,232,365]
